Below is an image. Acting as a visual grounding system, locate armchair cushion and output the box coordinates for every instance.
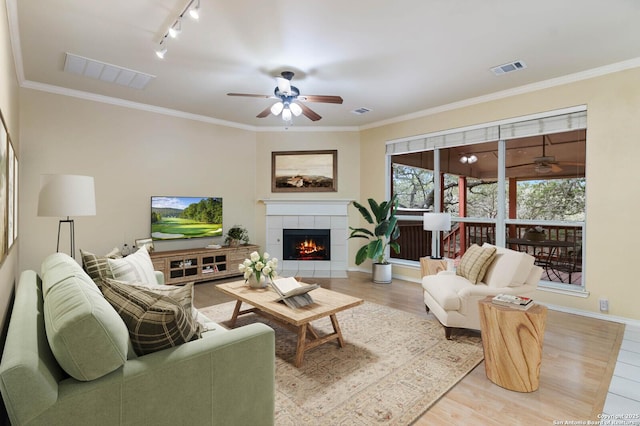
[101,278,202,356]
[456,244,497,284]
[423,273,473,310]
[482,243,535,288]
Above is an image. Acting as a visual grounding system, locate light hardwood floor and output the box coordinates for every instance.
[193,272,625,425]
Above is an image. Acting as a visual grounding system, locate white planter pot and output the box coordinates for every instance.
[372,263,392,284]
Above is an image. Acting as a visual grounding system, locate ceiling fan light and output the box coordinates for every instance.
[276,77,291,95]
[289,102,302,116]
[535,163,552,174]
[282,107,292,121]
[270,102,284,116]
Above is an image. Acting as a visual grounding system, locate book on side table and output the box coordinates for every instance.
[270,277,319,309]
[491,294,534,310]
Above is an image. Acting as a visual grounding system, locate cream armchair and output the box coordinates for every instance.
[422,244,542,339]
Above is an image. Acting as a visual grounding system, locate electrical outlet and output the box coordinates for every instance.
[599,298,609,312]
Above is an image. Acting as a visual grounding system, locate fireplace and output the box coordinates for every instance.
[282,229,331,261]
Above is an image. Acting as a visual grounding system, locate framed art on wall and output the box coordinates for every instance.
[0,111,7,260]
[271,149,337,192]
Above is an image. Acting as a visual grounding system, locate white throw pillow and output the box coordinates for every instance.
[482,243,535,288]
[107,246,158,285]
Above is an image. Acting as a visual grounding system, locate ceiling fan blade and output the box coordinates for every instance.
[506,162,535,169]
[298,103,322,121]
[256,106,273,118]
[298,95,343,104]
[227,93,273,99]
[550,163,563,173]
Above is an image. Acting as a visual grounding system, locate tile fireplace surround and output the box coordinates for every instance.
[263,200,350,278]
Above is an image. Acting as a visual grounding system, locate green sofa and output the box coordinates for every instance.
[0,254,275,425]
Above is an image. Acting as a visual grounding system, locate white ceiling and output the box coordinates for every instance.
[8,0,640,130]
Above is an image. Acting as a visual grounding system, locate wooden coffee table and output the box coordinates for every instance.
[216,280,364,367]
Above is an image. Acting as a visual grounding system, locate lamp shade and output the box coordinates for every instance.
[38,174,96,217]
[423,212,451,231]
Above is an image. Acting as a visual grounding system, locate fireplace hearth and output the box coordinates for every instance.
[283,229,331,261]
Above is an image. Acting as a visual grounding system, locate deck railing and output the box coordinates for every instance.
[391,217,582,285]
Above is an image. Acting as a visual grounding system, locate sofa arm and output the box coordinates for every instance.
[47,323,275,426]
[154,270,165,285]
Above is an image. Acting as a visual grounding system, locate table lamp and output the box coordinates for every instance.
[38,174,96,259]
[423,212,451,259]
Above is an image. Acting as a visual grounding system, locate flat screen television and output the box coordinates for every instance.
[151,196,223,240]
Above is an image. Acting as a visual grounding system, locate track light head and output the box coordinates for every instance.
[168,20,182,38]
[155,46,167,59]
[189,0,200,20]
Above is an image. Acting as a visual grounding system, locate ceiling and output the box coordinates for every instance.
[8,0,640,129]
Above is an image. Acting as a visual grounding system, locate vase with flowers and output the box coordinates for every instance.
[238,251,278,288]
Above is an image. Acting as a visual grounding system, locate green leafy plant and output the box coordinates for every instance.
[349,195,400,265]
[224,225,250,245]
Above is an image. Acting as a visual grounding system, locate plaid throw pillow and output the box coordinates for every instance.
[80,248,122,288]
[456,244,497,284]
[101,278,202,356]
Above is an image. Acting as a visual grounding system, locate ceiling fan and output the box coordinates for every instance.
[227,71,343,122]
[507,135,582,175]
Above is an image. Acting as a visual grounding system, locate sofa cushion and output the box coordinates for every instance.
[482,243,535,288]
[41,253,129,381]
[80,247,122,287]
[456,244,497,284]
[106,246,158,285]
[100,278,202,356]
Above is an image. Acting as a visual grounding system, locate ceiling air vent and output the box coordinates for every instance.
[351,107,372,115]
[64,53,155,90]
[491,60,527,76]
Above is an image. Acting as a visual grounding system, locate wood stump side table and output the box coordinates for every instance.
[419,257,449,277]
[478,296,548,392]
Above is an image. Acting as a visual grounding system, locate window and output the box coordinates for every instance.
[388,109,586,289]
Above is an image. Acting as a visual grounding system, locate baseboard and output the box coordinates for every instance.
[347,267,640,327]
[540,303,640,328]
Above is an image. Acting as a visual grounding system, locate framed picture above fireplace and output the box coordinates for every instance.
[272,149,337,192]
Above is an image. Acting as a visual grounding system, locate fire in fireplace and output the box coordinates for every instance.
[282,229,331,261]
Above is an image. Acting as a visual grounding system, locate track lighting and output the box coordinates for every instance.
[155,45,167,59]
[168,20,182,38]
[189,1,200,20]
[154,0,200,58]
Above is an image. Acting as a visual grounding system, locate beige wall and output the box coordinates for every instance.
[18,90,257,271]
[1,0,20,343]
[360,67,640,320]
[17,91,363,276]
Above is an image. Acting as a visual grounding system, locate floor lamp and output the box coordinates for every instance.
[423,212,452,259]
[38,174,96,259]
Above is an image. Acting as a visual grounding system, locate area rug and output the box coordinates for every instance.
[199,301,484,425]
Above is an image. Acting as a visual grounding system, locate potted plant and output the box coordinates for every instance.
[225,225,250,247]
[349,195,400,283]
